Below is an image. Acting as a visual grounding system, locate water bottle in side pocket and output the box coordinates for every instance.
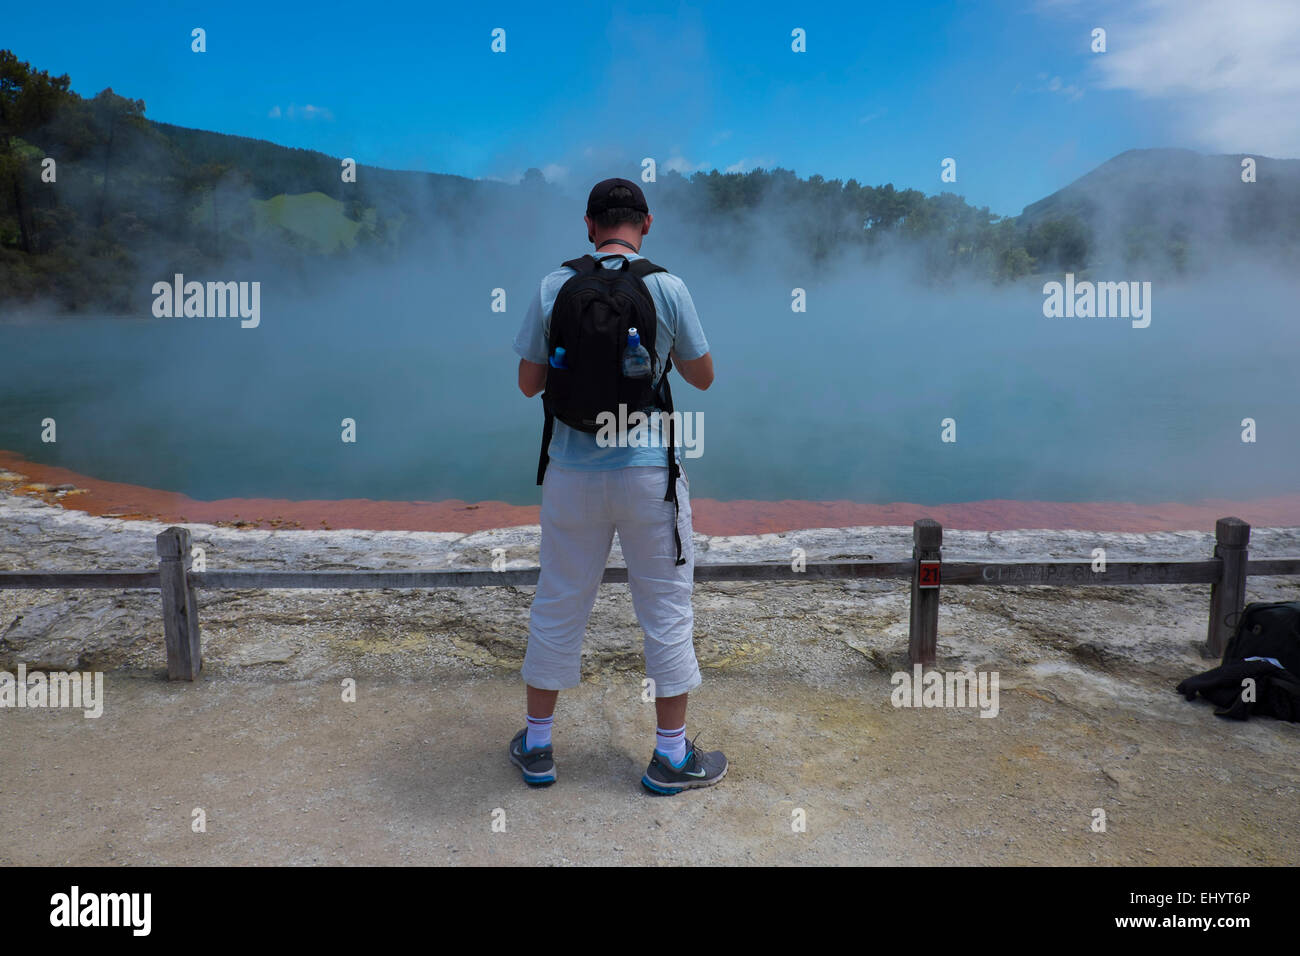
[621,327,651,379]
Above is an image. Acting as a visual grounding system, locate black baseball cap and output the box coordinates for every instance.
[586,177,649,217]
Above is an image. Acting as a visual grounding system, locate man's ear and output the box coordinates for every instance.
[642,213,652,235]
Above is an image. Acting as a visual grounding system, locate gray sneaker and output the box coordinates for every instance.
[641,735,728,795]
[508,728,556,787]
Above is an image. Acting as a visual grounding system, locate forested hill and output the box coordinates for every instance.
[2,50,1296,313]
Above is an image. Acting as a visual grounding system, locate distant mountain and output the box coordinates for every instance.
[1016,148,1300,271]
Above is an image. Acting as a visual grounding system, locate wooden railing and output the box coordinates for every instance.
[1,517,1296,681]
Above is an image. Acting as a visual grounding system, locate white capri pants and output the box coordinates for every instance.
[522,464,701,698]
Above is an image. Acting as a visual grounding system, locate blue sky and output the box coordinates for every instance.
[7,0,1297,217]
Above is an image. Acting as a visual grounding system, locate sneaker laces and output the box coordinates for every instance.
[685,730,709,765]
[661,732,705,770]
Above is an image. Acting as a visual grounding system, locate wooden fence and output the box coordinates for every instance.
[1,516,1297,681]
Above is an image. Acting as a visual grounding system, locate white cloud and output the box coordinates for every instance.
[723,157,776,173]
[1075,0,1300,153]
[658,152,775,175]
[1042,74,1084,101]
[267,103,335,121]
[662,153,711,174]
[541,163,568,183]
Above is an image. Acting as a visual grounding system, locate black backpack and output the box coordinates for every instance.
[1175,601,1300,722]
[1223,601,1300,674]
[535,253,687,565]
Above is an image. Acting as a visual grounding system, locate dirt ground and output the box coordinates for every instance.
[2,662,1297,866]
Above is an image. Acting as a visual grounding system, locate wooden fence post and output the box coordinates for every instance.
[1205,516,1249,660]
[909,518,942,667]
[157,527,201,680]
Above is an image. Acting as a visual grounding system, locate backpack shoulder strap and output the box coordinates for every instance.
[629,258,668,279]
[536,409,554,486]
[560,255,667,279]
[561,255,600,273]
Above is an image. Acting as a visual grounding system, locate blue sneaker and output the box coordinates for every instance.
[641,735,728,795]
[509,728,556,787]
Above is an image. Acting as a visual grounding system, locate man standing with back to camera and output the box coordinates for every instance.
[511,178,727,794]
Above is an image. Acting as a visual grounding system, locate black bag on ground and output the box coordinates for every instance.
[1176,601,1300,722]
[1176,659,1300,721]
[1222,600,1300,674]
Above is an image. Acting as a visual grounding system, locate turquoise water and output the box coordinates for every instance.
[2,260,1296,506]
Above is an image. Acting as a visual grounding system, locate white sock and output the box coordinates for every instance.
[655,724,687,766]
[525,713,553,751]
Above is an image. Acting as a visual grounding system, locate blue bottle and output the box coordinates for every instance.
[622,328,652,379]
[549,346,568,369]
